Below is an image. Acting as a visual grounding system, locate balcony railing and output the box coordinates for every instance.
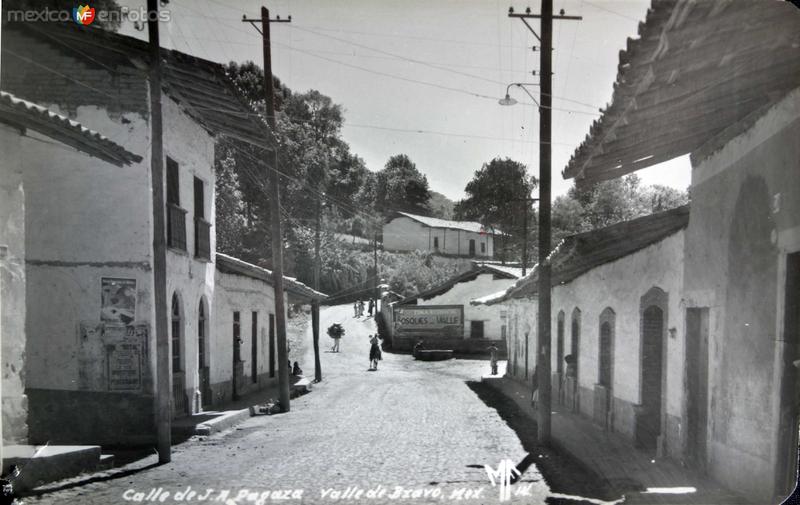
[167,203,187,251]
[195,217,211,260]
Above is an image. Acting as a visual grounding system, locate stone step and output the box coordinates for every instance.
[97,454,115,471]
[3,445,103,491]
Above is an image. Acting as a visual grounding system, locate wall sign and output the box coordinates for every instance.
[393,305,464,338]
[106,325,142,392]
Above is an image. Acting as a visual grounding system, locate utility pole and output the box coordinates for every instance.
[509,1,580,444]
[510,197,538,276]
[373,227,379,303]
[312,195,322,383]
[243,7,292,411]
[147,0,171,463]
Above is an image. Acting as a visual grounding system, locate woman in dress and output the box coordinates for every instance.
[369,334,382,370]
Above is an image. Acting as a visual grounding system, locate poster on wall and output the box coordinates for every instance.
[101,278,136,324]
[106,329,142,392]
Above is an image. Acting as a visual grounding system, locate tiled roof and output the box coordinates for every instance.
[0,90,141,166]
[8,22,274,148]
[396,264,519,306]
[216,253,327,301]
[563,0,800,185]
[471,261,525,279]
[475,205,689,304]
[393,211,502,235]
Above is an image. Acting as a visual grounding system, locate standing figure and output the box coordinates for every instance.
[353,300,359,318]
[488,344,499,375]
[327,323,345,353]
[530,365,539,408]
[564,354,577,378]
[369,334,382,370]
[368,298,375,317]
[359,299,365,317]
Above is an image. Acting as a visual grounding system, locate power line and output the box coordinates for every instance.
[583,1,639,21]
[289,25,506,87]
[172,0,601,114]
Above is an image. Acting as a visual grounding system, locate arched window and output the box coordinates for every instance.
[198,298,207,370]
[571,308,581,380]
[556,311,565,375]
[638,287,667,452]
[171,293,182,373]
[599,308,615,389]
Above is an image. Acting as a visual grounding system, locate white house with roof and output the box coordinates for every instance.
[0,22,327,451]
[383,211,497,258]
[381,263,521,354]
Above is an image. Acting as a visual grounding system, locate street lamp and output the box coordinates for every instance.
[498,83,540,107]
[499,76,552,444]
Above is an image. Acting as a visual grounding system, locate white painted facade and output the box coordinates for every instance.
[416,272,516,339]
[503,230,685,447]
[383,215,495,258]
[211,269,286,403]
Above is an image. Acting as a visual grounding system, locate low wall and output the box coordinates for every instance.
[391,336,507,356]
[27,388,155,446]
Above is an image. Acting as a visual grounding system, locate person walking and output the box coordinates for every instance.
[358,299,365,317]
[368,298,375,317]
[369,334,382,370]
[353,300,359,318]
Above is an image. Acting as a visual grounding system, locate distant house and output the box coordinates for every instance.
[383,211,498,258]
[381,264,521,354]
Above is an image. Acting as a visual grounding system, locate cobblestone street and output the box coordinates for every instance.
[25,305,615,505]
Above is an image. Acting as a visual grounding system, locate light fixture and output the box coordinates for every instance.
[499,94,518,106]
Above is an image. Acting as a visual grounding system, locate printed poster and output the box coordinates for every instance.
[101,278,136,324]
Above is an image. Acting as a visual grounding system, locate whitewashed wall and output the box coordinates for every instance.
[163,95,216,413]
[417,273,517,339]
[212,270,287,403]
[383,216,494,258]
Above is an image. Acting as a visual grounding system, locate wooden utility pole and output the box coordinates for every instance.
[243,6,292,410]
[312,196,322,382]
[509,0,580,444]
[373,227,379,303]
[147,0,171,463]
[511,197,538,277]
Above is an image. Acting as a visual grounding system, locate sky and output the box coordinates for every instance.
[121,0,691,201]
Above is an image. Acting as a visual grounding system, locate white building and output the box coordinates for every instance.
[383,211,498,258]
[480,206,688,450]
[383,264,521,353]
[1,22,326,447]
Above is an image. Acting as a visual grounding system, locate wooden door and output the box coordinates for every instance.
[639,305,664,452]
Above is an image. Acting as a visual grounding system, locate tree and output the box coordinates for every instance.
[374,154,432,216]
[552,175,690,242]
[454,157,538,262]
[428,191,455,220]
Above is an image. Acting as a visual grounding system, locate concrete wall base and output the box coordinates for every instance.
[26,388,155,446]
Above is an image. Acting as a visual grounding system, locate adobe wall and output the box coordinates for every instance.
[417,273,517,339]
[0,125,28,445]
[686,87,800,501]
[504,231,685,455]
[383,217,494,258]
[212,270,285,406]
